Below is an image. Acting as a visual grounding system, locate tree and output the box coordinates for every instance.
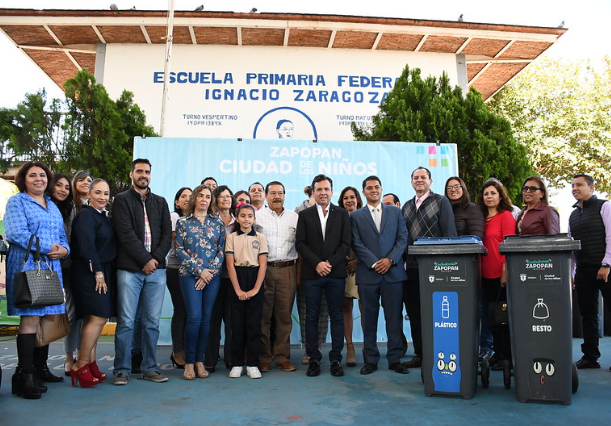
[352,65,532,202]
[1,90,64,171]
[62,69,157,194]
[0,69,157,195]
[488,57,611,194]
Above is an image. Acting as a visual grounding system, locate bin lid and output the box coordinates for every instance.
[410,236,485,255]
[499,234,581,253]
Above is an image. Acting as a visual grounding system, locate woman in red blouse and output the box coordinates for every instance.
[478,178,516,369]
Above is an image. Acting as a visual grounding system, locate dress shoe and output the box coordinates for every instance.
[260,361,271,372]
[306,361,320,377]
[35,366,64,383]
[330,361,344,377]
[576,357,601,369]
[360,363,378,375]
[389,362,409,374]
[403,356,422,368]
[277,360,297,372]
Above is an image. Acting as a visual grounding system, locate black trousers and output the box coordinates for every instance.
[575,264,611,360]
[205,277,232,368]
[403,268,422,357]
[229,267,264,367]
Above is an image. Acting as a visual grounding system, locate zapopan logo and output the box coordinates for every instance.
[433,262,459,272]
[525,259,553,271]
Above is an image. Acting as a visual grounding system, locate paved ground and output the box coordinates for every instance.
[1,336,611,426]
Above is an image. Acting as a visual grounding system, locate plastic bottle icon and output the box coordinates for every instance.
[533,298,549,320]
[442,296,450,319]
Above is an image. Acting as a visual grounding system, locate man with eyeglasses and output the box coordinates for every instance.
[401,167,457,368]
[255,181,299,372]
[569,173,611,370]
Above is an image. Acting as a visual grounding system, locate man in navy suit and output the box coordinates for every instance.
[351,176,409,375]
[296,174,351,377]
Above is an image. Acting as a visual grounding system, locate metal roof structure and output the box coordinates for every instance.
[0,8,567,100]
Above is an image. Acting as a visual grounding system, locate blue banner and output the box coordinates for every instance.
[133,137,459,345]
[134,137,458,211]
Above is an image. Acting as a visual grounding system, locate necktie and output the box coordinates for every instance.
[373,207,381,232]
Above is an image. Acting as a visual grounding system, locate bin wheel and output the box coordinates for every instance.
[503,359,512,390]
[481,359,490,388]
[572,363,579,394]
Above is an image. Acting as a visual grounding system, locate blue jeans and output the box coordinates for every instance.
[180,274,221,364]
[303,277,344,363]
[479,290,493,351]
[114,269,166,375]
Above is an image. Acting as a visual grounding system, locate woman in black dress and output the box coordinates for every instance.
[70,179,117,387]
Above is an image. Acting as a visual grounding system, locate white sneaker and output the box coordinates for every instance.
[229,366,244,378]
[246,366,262,379]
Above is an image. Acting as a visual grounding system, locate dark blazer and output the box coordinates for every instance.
[296,203,351,280]
[351,204,408,284]
[112,187,172,272]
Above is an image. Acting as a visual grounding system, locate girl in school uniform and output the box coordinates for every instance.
[225,203,268,379]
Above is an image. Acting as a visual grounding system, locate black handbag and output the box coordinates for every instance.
[488,287,509,329]
[13,235,65,309]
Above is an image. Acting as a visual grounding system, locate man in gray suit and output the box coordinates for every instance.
[351,176,409,375]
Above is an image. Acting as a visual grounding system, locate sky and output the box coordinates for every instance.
[0,0,609,108]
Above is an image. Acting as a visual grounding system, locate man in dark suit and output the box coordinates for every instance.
[296,174,351,377]
[351,176,409,375]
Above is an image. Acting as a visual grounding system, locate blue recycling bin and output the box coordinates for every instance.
[410,236,485,399]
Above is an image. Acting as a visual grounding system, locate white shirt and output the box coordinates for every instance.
[255,207,298,262]
[368,202,382,231]
[316,203,329,241]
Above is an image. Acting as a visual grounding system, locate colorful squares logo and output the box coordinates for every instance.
[428,146,437,155]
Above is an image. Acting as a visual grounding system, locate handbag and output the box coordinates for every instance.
[13,235,65,309]
[36,313,72,347]
[488,287,509,329]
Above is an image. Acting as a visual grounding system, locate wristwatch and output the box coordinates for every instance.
[602,263,610,268]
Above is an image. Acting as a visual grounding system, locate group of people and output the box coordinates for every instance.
[3,158,610,399]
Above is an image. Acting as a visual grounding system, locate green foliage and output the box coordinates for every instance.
[0,69,157,195]
[352,65,532,202]
[489,57,611,194]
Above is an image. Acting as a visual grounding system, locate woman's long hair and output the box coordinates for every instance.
[46,173,74,223]
[477,178,513,217]
[72,170,93,212]
[173,187,192,216]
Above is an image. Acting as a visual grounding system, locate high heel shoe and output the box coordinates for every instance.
[12,368,45,399]
[183,364,196,380]
[346,342,356,367]
[195,363,209,379]
[89,361,107,382]
[70,364,100,388]
[170,352,185,370]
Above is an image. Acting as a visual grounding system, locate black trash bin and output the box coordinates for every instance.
[499,234,580,405]
[411,236,485,399]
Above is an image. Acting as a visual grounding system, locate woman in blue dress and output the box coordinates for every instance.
[4,161,69,399]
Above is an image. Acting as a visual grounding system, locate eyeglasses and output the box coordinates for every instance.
[522,186,542,192]
[446,184,462,190]
[217,194,232,199]
[268,192,284,197]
